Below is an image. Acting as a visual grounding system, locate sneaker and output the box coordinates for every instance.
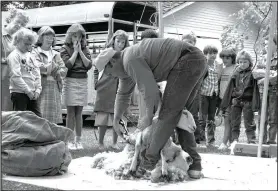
[75,141,83,150]
[68,142,77,150]
[230,140,238,155]
[188,170,203,179]
[139,149,157,171]
[218,143,228,151]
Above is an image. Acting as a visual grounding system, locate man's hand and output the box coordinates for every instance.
[113,120,127,141]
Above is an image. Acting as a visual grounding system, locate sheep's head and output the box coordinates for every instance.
[177,109,196,133]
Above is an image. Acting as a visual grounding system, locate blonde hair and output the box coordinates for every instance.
[35,26,56,47]
[106,30,130,49]
[5,8,29,27]
[64,24,87,48]
[13,28,37,46]
[236,49,253,67]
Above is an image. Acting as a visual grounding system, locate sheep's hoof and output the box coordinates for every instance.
[161,174,171,182]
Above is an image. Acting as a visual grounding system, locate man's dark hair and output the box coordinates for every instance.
[141,29,158,40]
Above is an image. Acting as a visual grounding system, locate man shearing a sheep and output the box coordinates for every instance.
[95,38,207,179]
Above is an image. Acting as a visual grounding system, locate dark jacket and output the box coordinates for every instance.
[93,68,118,113]
[220,66,260,112]
[60,45,92,78]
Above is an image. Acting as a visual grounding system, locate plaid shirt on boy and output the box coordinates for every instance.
[200,62,219,96]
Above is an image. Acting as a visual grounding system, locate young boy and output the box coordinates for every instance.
[199,45,221,147]
[7,28,42,116]
[218,47,237,150]
[221,50,260,154]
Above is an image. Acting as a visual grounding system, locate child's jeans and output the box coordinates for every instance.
[199,93,218,144]
[11,92,42,117]
[258,91,277,144]
[230,99,256,143]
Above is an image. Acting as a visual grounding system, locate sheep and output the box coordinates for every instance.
[91,109,195,183]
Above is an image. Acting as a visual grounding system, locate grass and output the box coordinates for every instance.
[70,119,263,159]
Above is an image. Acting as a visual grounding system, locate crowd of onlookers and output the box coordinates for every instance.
[1,8,277,153]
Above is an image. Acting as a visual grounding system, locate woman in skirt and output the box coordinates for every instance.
[60,24,92,150]
[31,26,68,124]
[93,30,129,150]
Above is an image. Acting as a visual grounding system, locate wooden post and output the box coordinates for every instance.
[158,2,164,38]
[257,2,277,158]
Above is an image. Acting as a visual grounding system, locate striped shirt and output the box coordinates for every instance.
[200,61,220,96]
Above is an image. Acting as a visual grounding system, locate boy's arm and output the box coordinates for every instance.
[8,53,33,97]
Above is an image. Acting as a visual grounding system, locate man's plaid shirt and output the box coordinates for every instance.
[200,62,220,96]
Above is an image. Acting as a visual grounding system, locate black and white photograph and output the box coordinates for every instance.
[1,1,277,190]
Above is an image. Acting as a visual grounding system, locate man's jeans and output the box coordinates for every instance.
[258,92,277,144]
[230,99,256,142]
[145,46,207,171]
[199,94,218,144]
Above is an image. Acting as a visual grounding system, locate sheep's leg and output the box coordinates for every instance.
[129,132,142,173]
[160,149,168,176]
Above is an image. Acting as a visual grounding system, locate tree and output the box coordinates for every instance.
[1,1,89,11]
[220,2,277,67]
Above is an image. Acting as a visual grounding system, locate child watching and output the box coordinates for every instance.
[93,30,130,150]
[217,47,237,150]
[199,45,221,147]
[60,24,92,150]
[221,50,260,154]
[7,28,42,116]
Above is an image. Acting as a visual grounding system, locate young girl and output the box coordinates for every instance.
[7,28,42,116]
[60,24,92,150]
[217,47,237,150]
[32,26,68,124]
[220,50,260,154]
[93,30,129,150]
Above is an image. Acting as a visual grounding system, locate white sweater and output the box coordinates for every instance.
[7,48,42,96]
